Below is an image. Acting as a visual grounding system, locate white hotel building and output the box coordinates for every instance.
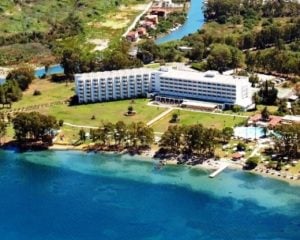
[75,67,253,109]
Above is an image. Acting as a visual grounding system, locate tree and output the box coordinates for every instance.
[61,49,81,80]
[261,107,270,121]
[6,66,35,91]
[232,105,242,113]
[277,99,288,115]
[258,81,278,105]
[221,127,233,143]
[170,113,179,123]
[160,125,183,153]
[127,106,134,115]
[249,74,259,87]
[245,156,259,169]
[79,128,86,142]
[237,142,246,151]
[58,119,64,127]
[12,112,57,143]
[273,124,300,159]
[114,121,127,146]
[0,120,6,144]
[207,44,232,73]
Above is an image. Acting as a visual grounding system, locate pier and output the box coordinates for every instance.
[209,163,229,178]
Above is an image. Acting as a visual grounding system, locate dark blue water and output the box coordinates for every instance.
[0,150,299,240]
[35,64,64,78]
[156,0,205,44]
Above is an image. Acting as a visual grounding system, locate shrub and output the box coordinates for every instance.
[33,90,41,96]
[237,142,246,151]
[245,156,260,169]
[58,119,64,127]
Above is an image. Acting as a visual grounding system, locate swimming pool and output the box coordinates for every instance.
[234,126,266,139]
[35,64,64,78]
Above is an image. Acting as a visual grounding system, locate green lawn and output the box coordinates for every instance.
[9,79,75,109]
[224,104,279,116]
[2,80,164,125]
[152,109,247,132]
[42,99,165,126]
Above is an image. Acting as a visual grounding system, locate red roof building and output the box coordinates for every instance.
[126,31,139,42]
[249,114,282,127]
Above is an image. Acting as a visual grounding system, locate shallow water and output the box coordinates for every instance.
[156,0,205,44]
[0,150,299,240]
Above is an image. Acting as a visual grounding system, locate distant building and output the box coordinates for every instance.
[126,31,139,42]
[137,27,147,37]
[75,67,253,109]
[145,15,159,24]
[162,0,173,8]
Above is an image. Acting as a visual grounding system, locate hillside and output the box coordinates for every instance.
[0,0,148,66]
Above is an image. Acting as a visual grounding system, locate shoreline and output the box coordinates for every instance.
[49,143,300,185]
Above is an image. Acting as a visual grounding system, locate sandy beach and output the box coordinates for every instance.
[48,143,300,185]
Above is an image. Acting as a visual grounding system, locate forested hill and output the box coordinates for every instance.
[0,0,146,65]
[0,0,145,37]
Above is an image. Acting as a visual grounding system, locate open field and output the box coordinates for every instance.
[43,99,165,126]
[2,79,165,125]
[10,79,75,109]
[151,109,247,133]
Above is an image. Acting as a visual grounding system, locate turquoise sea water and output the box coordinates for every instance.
[156,0,205,44]
[0,150,300,240]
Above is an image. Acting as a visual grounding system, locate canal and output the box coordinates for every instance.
[155,0,205,44]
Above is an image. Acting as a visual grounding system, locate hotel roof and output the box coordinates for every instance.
[75,68,154,79]
[159,70,249,85]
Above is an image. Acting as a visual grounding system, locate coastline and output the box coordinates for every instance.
[49,143,300,185]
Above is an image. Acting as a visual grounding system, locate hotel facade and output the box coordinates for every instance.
[75,67,253,109]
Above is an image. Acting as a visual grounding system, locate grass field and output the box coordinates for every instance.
[10,79,75,109]
[151,109,247,132]
[43,99,165,126]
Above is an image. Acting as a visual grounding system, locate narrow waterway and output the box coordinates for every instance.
[155,0,205,44]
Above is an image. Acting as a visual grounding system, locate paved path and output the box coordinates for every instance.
[64,122,98,129]
[146,108,173,126]
[122,1,153,37]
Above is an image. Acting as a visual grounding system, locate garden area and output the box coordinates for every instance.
[151,109,247,133]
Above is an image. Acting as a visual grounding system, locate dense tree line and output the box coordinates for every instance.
[206,43,244,72]
[252,81,278,105]
[88,121,154,151]
[0,13,84,47]
[61,40,142,79]
[0,80,22,108]
[12,112,58,143]
[272,124,300,167]
[6,66,35,91]
[204,0,300,24]
[0,66,35,108]
[159,124,229,158]
[246,48,300,75]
